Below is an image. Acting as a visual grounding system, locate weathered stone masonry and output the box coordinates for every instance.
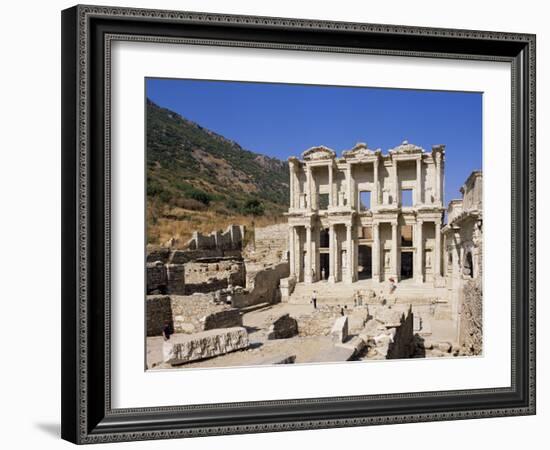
[442,171,483,351]
[286,141,446,286]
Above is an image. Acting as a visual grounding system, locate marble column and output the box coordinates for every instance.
[288,225,295,277]
[345,223,353,283]
[372,223,380,283]
[305,224,312,284]
[435,153,441,205]
[289,162,295,209]
[305,165,312,211]
[328,163,334,208]
[393,159,399,205]
[328,224,335,283]
[373,158,379,208]
[416,220,424,284]
[416,156,422,205]
[434,221,441,279]
[346,163,353,208]
[314,226,320,282]
[451,234,462,328]
[391,221,398,280]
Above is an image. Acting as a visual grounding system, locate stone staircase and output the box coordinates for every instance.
[288,281,448,306]
[288,283,357,305]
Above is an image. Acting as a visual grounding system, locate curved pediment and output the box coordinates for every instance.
[301,146,336,161]
[389,140,424,154]
[342,142,381,159]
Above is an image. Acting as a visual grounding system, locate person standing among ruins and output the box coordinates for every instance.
[312,290,317,309]
[162,320,173,341]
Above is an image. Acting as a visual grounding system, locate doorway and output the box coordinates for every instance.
[358,245,372,279]
[320,253,330,280]
[400,251,413,279]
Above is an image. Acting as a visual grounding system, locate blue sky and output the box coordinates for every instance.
[146,78,482,204]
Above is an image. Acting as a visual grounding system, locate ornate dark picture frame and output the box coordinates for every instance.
[61,4,536,444]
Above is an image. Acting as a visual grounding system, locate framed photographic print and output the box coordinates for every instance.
[61,4,536,444]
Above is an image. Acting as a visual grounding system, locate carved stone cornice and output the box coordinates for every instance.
[301,145,336,161]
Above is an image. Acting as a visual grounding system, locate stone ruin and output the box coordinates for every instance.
[147,223,293,367]
[147,224,246,296]
[458,278,482,356]
[359,305,415,359]
[164,327,249,365]
[186,224,245,251]
[267,314,299,340]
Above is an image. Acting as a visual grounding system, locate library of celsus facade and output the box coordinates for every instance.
[286,141,446,286]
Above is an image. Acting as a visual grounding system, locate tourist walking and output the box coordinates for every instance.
[312,290,317,309]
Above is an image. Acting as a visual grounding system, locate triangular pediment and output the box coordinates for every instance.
[342,142,380,159]
[301,146,336,161]
[389,140,424,154]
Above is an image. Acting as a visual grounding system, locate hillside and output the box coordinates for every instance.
[146,99,289,246]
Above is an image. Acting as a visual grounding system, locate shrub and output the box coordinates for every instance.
[242,199,264,216]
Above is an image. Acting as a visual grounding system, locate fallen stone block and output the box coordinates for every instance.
[331,316,349,343]
[437,341,453,353]
[375,308,402,327]
[413,315,422,332]
[304,345,355,363]
[360,319,386,339]
[267,313,298,339]
[164,327,249,365]
[418,317,432,336]
[201,308,242,331]
[257,354,296,365]
[336,335,366,357]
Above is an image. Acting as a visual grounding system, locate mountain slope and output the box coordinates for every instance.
[146,99,289,245]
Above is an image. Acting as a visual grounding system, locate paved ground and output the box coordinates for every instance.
[147,303,335,370]
[146,302,458,370]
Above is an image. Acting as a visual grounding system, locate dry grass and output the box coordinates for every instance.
[147,207,285,248]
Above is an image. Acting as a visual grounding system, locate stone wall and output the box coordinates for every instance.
[251,223,289,264]
[458,279,483,355]
[231,261,289,308]
[203,308,242,331]
[170,294,232,334]
[387,307,415,359]
[147,293,234,336]
[146,295,172,336]
[166,264,186,295]
[146,247,171,264]
[184,258,245,294]
[298,305,368,337]
[147,262,167,294]
[186,224,245,251]
[280,276,296,302]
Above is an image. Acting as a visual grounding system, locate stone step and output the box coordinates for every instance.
[239,302,272,314]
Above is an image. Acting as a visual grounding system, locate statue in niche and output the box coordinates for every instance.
[385,251,391,268]
[338,190,345,207]
[426,250,432,268]
[382,189,390,205]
